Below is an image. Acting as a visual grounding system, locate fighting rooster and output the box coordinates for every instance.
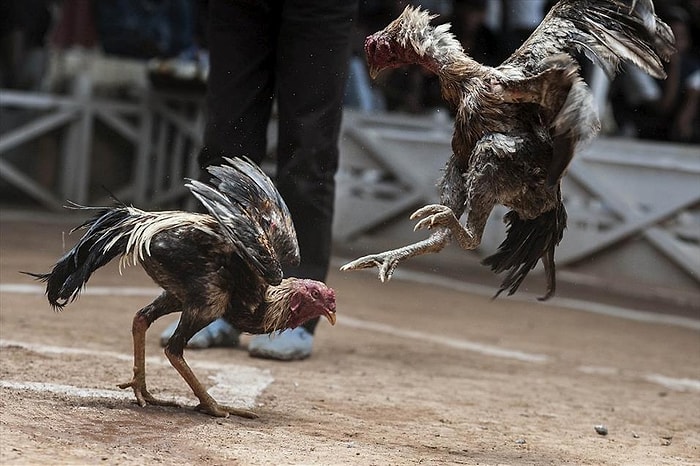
[342,0,675,299]
[30,157,336,418]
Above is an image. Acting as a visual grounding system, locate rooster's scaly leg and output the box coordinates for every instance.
[340,228,452,282]
[118,292,180,408]
[164,311,258,419]
[163,344,258,419]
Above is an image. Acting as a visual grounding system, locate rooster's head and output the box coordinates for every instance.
[264,278,337,331]
[364,6,463,78]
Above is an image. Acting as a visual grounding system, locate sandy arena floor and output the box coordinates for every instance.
[1,215,699,465]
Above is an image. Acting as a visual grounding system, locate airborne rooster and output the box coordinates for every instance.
[342,0,675,299]
[30,157,336,418]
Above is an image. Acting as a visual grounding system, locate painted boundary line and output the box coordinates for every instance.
[0,379,189,404]
[3,282,699,392]
[5,276,700,332]
[0,339,273,408]
[339,316,548,363]
[330,259,700,331]
[2,339,698,397]
[1,283,548,363]
[4,282,700,390]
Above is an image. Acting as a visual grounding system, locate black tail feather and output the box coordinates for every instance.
[481,203,567,300]
[28,206,132,309]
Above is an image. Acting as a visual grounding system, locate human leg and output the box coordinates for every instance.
[248,0,357,359]
[198,0,278,168]
[163,0,277,348]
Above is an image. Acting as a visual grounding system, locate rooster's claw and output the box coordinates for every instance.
[410,204,458,231]
[340,253,400,282]
[118,379,180,408]
[194,402,259,419]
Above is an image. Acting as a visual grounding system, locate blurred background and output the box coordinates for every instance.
[1,0,699,314]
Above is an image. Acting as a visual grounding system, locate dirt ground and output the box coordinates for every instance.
[1,215,699,465]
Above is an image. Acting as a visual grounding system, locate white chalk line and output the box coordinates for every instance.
[643,374,700,392]
[3,282,698,365]
[3,284,699,393]
[331,261,700,331]
[2,283,548,363]
[0,339,273,409]
[0,380,192,405]
[339,316,548,363]
[2,340,698,407]
[576,365,700,392]
[6,270,700,331]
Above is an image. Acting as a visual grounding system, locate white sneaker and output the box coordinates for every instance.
[248,327,313,361]
[159,318,240,349]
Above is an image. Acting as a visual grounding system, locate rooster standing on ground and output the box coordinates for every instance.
[342,0,675,299]
[30,157,337,418]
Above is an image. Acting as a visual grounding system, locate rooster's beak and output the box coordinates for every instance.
[365,34,383,80]
[324,309,337,326]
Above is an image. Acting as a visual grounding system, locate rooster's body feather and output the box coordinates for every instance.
[342,0,674,299]
[31,156,336,417]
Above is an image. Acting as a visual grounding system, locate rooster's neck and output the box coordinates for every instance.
[413,35,488,106]
[261,278,296,332]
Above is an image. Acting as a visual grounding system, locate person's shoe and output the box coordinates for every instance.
[159,318,240,349]
[248,327,313,361]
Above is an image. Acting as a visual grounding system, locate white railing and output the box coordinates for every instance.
[2,90,697,302]
[0,83,203,210]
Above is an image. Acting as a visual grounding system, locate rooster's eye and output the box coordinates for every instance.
[311,290,320,299]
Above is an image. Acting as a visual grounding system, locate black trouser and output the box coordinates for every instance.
[199,0,357,333]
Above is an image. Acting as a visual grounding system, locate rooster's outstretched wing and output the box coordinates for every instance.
[495,0,674,186]
[501,0,675,79]
[187,157,300,285]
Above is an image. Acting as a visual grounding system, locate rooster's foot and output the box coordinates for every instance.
[117,379,179,408]
[411,204,480,250]
[410,204,459,231]
[194,401,259,419]
[340,252,401,282]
